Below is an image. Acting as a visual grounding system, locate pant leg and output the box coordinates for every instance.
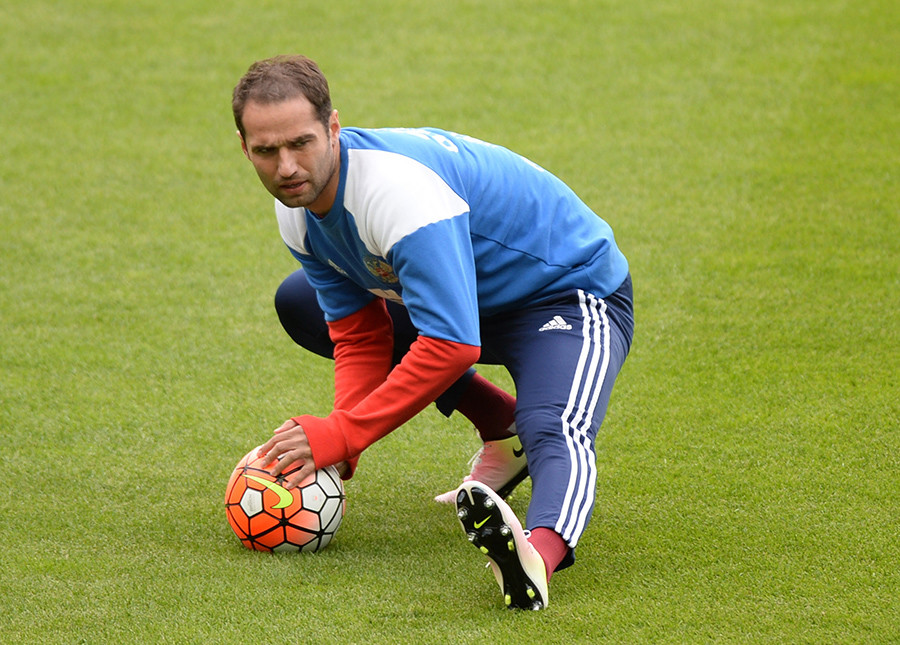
[480,277,633,567]
[274,268,475,415]
[274,269,336,359]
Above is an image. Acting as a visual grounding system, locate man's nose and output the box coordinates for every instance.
[277,149,298,177]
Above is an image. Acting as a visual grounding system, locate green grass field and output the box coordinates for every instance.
[2,0,898,642]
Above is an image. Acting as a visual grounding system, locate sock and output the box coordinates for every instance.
[454,373,516,442]
[528,528,570,581]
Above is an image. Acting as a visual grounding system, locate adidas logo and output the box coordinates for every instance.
[539,315,572,332]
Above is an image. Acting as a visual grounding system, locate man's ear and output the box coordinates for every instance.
[329,109,341,138]
[238,130,250,159]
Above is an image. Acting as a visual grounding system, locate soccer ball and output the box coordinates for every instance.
[224,446,346,553]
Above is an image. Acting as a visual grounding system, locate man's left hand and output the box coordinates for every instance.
[257,419,315,489]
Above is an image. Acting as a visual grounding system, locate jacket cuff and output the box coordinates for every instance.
[291,414,354,476]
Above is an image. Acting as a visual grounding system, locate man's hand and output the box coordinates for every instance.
[257,419,316,489]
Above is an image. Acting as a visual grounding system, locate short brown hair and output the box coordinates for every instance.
[232,55,332,137]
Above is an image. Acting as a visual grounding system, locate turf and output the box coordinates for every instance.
[1,0,897,642]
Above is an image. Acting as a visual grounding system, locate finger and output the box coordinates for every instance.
[267,445,301,476]
[256,439,276,462]
[257,443,286,472]
[256,420,303,465]
[283,461,316,490]
[274,419,299,433]
[269,440,311,474]
[258,440,291,473]
[267,453,288,477]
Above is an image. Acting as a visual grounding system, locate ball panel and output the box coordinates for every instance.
[251,526,288,551]
[273,541,303,554]
[284,524,320,548]
[238,487,265,517]
[300,536,324,553]
[225,506,251,538]
[317,466,343,495]
[287,507,322,532]
[224,469,247,505]
[300,482,328,513]
[319,497,343,533]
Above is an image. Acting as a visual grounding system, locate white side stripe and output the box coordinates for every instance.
[554,292,593,537]
[569,296,610,542]
[554,290,611,546]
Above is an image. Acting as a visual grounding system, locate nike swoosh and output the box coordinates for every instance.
[243,475,294,509]
[474,516,490,529]
[513,447,525,458]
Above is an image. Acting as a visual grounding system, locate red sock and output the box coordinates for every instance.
[528,528,570,581]
[455,373,516,442]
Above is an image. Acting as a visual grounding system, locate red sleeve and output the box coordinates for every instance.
[295,298,393,479]
[294,334,480,474]
[328,298,394,411]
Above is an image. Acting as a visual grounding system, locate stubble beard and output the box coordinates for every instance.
[282,137,338,212]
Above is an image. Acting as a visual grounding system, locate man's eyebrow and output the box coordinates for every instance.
[290,134,316,145]
[251,134,316,153]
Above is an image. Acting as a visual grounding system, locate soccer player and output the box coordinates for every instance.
[235,55,634,610]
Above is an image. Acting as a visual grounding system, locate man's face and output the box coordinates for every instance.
[240,96,340,215]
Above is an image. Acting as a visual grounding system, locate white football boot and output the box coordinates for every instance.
[455,480,548,610]
[434,431,529,504]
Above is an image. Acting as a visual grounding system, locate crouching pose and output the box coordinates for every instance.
[233,55,634,610]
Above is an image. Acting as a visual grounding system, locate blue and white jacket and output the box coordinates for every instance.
[275,127,629,348]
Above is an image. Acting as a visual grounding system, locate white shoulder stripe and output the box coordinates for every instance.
[345,148,469,256]
[275,200,310,255]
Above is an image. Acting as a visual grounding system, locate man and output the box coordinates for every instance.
[234,55,634,610]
